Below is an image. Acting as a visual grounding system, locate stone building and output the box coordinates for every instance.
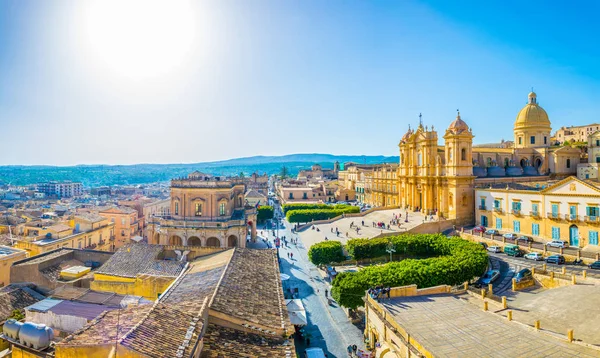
[554,123,600,144]
[340,92,581,225]
[147,171,257,248]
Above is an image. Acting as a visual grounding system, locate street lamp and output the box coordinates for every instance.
[386,242,396,262]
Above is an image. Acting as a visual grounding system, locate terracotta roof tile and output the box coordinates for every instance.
[0,284,46,320]
[202,323,294,358]
[211,249,289,331]
[96,244,185,278]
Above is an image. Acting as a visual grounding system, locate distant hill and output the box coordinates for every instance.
[0,153,398,187]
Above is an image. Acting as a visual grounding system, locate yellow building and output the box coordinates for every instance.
[14,216,114,257]
[476,176,600,248]
[339,92,581,225]
[0,246,27,287]
[147,171,258,248]
[99,206,141,249]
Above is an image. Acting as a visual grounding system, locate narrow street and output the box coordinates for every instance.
[265,203,365,358]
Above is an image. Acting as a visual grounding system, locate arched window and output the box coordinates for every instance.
[461,148,466,161]
[566,159,571,168]
[219,201,227,216]
[504,158,509,168]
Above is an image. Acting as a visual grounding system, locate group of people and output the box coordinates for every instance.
[346,344,359,357]
[372,221,390,229]
[368,285,391,301]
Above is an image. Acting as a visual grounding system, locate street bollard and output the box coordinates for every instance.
[543,263,547,271]
[535,320,540,330]
[596,253,600,261]
[464,282,468,290]
[560,247,564,255]
[480,289,486,299]
[529,242,532,250]
[531,267,535,275]
[572,274,576,285]
[512,278,517,292]
[562,267,566,275]
[577,251,581,260]
[483,301,488,311]
[480,231,483,237]
[544,245,547,255]
[461,227,465,233]
[488,284,493,296]
[507,310,512,321]
[550,272,554,279]
[583,270,587,279]
[503,237,506,243]
[568,329,574,342]
[502,296,507,309]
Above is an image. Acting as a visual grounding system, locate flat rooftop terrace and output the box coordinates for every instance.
[380,294,599,357]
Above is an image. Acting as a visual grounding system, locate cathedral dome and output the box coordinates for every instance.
[447,112,469,134]
[515,92,550,128]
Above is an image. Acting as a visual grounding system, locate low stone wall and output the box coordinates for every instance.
[295,206,402,231]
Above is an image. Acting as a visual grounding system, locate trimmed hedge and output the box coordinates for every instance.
[283,203,331,214]
[331,234,488,309]
[307,241,346,266]
[286,206,360,223]
[257,206,274,223]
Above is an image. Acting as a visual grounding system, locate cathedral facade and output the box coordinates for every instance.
[341,92,580,226]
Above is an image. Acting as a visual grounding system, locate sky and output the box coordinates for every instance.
[1,0,599,166]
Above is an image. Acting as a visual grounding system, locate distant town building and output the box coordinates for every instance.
[37,181,83,198]
[0,246,27,287]
[297,163,340,181]
[554,123,600,144]
[98,206,142,249]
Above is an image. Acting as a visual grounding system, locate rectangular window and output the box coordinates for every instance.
[532,203,539,215]
[590,231,599,245]
[495,218,502,230]
[174,202,179,215]
[530,136,535,144]
[480,198,485,209]
[512,202,521,213]
[518,137,522,145]
[551,204,558,218]
[513,221,520,233]
[587,206,600,218]
[532,223,540,236]
[289,193,294,199]
[570,205,577,220]
[544,137,547,144]
[219,202,226,216]
[494,199,500,209]
[596,140,600,146]
[195,203,202,216]
[481,215,488,227]
[551,227,560,240]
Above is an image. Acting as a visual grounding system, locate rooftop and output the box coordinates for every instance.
[95,243,186,278]
[49,286,151,307]
[202,323,293,358]
[380,294,599,357]
[74,213,106,223]
[0,284,46,321]
[211,248,289,332]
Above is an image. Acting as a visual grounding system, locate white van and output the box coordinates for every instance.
[304,347,326,358]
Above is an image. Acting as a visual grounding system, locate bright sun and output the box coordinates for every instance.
[80,0,197,80]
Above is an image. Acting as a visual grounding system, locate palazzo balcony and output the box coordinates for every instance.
[565,214,580,222]
[547,212,561,220]
[511,209,522,216]
[149,208,255,230]
[493,207,503,214]
[530,211,541,219]
[478,205,488,211]
[585,216,600,224]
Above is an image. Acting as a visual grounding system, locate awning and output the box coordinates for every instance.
[285,299,304,311]
[288,309,307,326]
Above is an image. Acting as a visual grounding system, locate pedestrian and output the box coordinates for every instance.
[347,345,353,356]
[290,252,293,260]
[352,344,357,354]
[325,289,328,297]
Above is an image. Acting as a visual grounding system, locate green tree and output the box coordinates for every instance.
[257,205,274,223]
[238,172,245,178]
[280,165,289,179]
[308,241,346,265]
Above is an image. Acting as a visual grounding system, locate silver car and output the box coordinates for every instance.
[487,246,501,253]
[524,252,544,261]
[546,240,569,248]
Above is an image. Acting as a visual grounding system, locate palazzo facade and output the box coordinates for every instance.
[147,171,257,248]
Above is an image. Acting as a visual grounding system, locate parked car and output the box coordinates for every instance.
[546,255,566,264]
[485,229,500,235]
[546,240,569,248]
[588,261,600,270]
[305,347,326,358]
[472,226,486,233]
[487,246,501,253]
[479,242,488,249]
[480,269,500,285]
[524,252,544,261]
[503,244,523,257]
[503,233,518,240]
[515,268,533,283]
[516,235,533,243]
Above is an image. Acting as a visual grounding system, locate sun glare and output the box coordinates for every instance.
[80,0,197,80]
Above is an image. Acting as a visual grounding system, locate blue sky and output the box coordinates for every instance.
[1,0,599,165]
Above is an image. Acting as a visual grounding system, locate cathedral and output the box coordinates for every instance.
[342,91,580,225]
